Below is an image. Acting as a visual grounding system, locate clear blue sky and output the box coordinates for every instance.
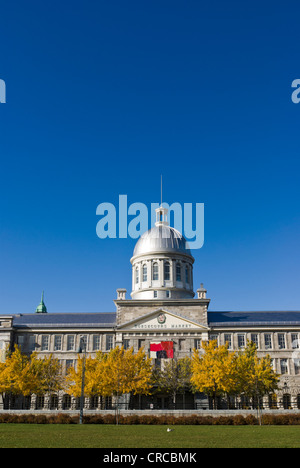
[0,0,299,314]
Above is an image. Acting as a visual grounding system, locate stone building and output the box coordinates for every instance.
[1,205,300,411]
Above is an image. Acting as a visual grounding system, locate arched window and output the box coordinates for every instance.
[176,263,181,281]
[152,263,159,281]
[164,262,170,281]
[135,266,139,284]
[143,264,147,282]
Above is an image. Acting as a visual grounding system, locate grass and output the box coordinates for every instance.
[1,424,300,448]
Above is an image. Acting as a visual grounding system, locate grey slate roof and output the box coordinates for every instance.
[8,311,300,329]
[13,313,117,329]
[208,311,300,327]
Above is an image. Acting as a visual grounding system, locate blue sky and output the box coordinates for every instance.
[0,0,299,314]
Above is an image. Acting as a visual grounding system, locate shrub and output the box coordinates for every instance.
[2,411,300,425]
[233,415,247,425]
[213,416,234,425]
[35,414,48,424]
[102,413,116,424]
[84,414,104,424]
[245,414,258,425]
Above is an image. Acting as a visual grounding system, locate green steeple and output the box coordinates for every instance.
[35,291,47,313]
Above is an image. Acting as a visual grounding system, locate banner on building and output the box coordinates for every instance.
[150,341,173,359]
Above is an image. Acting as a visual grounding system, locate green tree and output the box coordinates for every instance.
[153,357,192,408]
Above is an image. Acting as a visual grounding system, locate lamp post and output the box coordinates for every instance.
[282,381,289,410]
[78,336,87,425]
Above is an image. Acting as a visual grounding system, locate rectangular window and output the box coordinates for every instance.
[270,359,275,371]
[67,335,75,351]
[66,360,74,372]
[251,334,258,348]
[143,265,147,282]
[79,335,88,351]
[194,339,201,350]
[185,267,189,283]
[54,335,62,351]
[278,333,286,349]
[280,359,288,374]
[17,336,24,351]
[224,334,232,349]
[106,335,114,351]
[292,334,299,349]
[93,335,100,351]
[123,339,130,350]
[178,339,185,351]
[138,339,145,349]
[153,264,159,281]
[237,334,245,349]
[164,262,170,281]
[209,334,218,343]
[28,335,36,352]
[41,335,49,351]
[294,360,300,375]
[264,334,272,350]
[153,291,157,298]
[176,263,181,281]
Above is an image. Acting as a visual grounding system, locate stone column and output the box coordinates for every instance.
[30,394,37,410]
[159,259,164,287]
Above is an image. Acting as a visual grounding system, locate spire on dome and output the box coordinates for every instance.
[155,174,169,226]
[35,291,47,313]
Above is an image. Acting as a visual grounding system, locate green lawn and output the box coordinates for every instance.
[1,424,300,448]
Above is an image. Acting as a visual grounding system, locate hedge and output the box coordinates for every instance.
[1,413,300,425]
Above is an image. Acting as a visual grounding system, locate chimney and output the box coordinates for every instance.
[116,289,127,300]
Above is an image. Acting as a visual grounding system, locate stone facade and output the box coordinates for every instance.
[1,205,300,411]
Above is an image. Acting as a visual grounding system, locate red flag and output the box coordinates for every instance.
[150,341,173,358]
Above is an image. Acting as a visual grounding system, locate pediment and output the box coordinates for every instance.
[117,308,209,332]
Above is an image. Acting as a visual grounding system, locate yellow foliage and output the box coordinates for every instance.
[191,340,237,400]
[66,346,153,398]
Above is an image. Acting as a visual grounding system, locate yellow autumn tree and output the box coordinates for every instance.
[33,354,65,396]
[0,347,65,408]
[191,340,237,409]
[66,355,97,397]
[0,346,33,396]
[66,346,153,400]
[235,341,279,408]
[93,346,153,397]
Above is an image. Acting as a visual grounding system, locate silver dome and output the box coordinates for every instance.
[132,224,193,259]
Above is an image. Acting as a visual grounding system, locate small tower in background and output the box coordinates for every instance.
[35,291,47,313]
